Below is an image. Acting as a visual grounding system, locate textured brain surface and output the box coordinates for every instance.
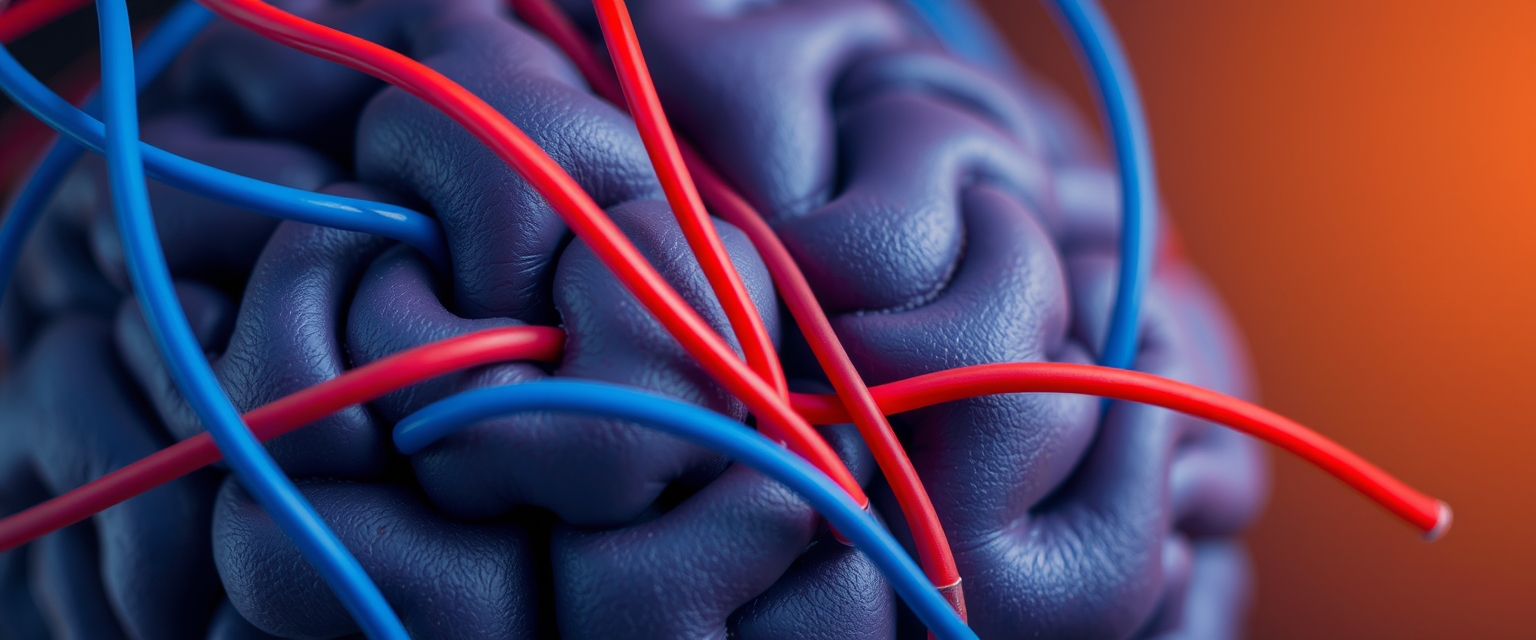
[0,0,1269,638]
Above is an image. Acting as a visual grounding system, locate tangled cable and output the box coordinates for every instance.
[0,0,1451,638]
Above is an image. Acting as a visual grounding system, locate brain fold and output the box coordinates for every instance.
[0,0,1267,638]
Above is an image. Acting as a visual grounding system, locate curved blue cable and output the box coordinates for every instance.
[901,0,1156,372]
[393,380,979,640]
[0,40,448,272]
[0,0,212,300]
[1040,0,1157,372]
[93,1,410,638]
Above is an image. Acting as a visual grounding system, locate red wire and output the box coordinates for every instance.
[0,326,1452,553]
[0,0,1449,580]
[788,362,1451,538]
[0,0,89,43]
[0,326,566,553]
[508,0,623,101]
[591,0,788,409]
[512,0,966,610]
[682,149,969,600]
[191,0,869,506]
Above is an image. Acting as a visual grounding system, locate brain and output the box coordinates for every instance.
[0,0,1268,638]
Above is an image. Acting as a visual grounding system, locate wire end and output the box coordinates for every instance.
[1423,500,1453,543]
[937,578,967,623]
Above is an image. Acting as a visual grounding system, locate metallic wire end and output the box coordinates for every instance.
[1423,501,1453,542]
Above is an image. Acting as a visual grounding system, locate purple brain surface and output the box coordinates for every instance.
[0,0,1267,638]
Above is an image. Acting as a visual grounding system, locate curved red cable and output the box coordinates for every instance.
[191,0,868,506]
[789,362,1451,539]
[512,0,966,608]
[0,0,1451,575]
[591,0,788,406]
[0,326,566,553]
[0,327,1452,554]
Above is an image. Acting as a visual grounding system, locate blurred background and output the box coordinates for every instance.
[3,1,1532,638]
[977,1,1536,637]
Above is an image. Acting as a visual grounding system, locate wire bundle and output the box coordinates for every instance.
[0,0,1451,638]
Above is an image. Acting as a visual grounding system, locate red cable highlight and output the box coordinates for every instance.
[0,0,89,43]
[191,0,868,506]
[592,0,788,406]
[0,0,1449,586]
[0,332,1453,553]
[0,326,566,553]
[788,362,1451,539]
[511,0,965,607]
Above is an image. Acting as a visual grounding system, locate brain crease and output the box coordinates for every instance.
[0,0,1266,638]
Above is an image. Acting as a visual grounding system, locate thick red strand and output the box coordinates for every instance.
[512,0,966,608]
[790,362,1451,538]
[192,0,869,505]
[592,0,789,407]
[0,326,565,553]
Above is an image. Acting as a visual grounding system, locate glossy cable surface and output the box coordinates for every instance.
[94,0,408,635]
[193,0,868,505]
[0,43,449,269]
[0,326,565,553]
[593,0,789,405]
[510,0,966,606]
[790,362,1451,538]
[1043,0,1157,372]
[0,326,1454,553]
[391,380,979,640]
[0,0,1452,628]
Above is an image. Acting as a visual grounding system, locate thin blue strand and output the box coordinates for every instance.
[0,40,448,273]
[1041,0,1157,371]
[900,0,1156,371]
[93,0,410,638]
[393,380,979,640]
[0,0,213,302]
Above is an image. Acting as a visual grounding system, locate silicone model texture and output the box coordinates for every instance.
[0,0,1268,637]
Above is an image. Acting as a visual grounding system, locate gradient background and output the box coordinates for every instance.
[976,1,1536,638]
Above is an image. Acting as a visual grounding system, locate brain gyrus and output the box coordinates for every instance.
[0,0,1267,637]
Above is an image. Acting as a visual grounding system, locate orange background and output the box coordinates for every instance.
[977,1,1536,637]
[3,1,1533,637]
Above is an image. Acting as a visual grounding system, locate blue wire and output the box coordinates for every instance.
[393,380,980,640]
[0,43,448,273]
[0,0,213,303]
[899,0,1156,372]
[1043,0,1157,372]
[92,1,410,638]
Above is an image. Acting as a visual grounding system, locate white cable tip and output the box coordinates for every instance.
[1423,501,1453,542]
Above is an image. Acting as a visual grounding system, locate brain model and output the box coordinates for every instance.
[0,0,1268,638]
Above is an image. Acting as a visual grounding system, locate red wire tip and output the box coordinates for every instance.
[1423,500,1453,543]
[938,578,967,622]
